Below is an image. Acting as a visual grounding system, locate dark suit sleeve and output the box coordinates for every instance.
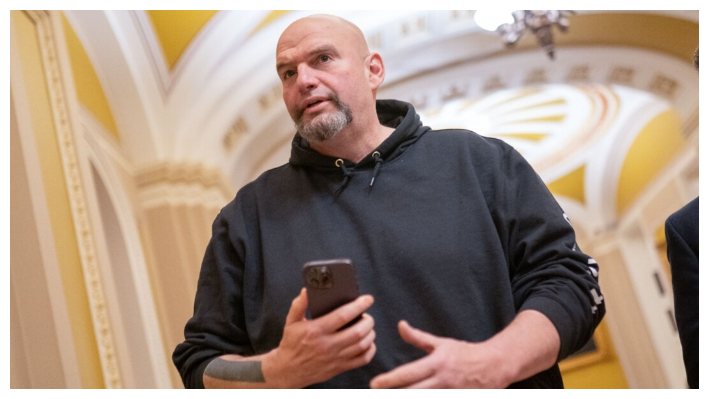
[665,197,699,388]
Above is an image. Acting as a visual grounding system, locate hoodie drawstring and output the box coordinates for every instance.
[334,158,353,194]
[370,151,383,188]
[334,151,383,193]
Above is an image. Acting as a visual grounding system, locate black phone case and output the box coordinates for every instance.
[302,259,360,320]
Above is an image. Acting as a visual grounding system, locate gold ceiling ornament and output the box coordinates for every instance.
[497,10,574,60]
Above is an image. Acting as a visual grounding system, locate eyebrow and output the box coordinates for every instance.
[276,44,338,72]
[310,45,337,56]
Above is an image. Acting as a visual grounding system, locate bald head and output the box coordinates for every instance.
[277,14,370,60]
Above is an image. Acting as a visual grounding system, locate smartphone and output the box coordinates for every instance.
[302,258,362,328]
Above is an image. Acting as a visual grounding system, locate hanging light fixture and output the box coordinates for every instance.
[476,10,574,60]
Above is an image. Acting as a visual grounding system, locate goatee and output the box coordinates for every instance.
[294,94,353,143]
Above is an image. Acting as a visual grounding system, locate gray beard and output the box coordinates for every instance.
[295,96,353,143]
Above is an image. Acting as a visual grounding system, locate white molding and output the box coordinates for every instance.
[616,224,686,388]
[129,10,172,96]
[10,11,82,388]
[81,119,173,388]
[35,10,123,388]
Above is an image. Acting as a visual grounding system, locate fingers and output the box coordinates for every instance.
[370,356,435,389]
[337,319,376,358]
[285,288,308,325]
[402,378,440,389]
[362,342,377,364]
[398,320,439,353]
[318,294,374,332]
[369,321,444,388]
[338,341,377,374]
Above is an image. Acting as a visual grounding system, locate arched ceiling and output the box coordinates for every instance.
[146,10,219,70]
[60,10,699,235]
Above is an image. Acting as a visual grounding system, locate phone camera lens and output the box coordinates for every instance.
[305,265,333,289]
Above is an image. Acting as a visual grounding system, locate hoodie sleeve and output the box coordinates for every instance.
[489,141,605,361]
[172,196,253,388]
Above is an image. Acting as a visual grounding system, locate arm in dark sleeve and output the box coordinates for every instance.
[493,144,605,360]
[172,198,253,388]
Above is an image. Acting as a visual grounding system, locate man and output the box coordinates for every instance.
[666,197,699,389]
[173,14,605,388]
[665,49,698,389]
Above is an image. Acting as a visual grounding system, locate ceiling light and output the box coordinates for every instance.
[474,10,515,32]
[494,10,574,60]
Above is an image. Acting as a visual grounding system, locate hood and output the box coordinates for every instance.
[289,99,429,170]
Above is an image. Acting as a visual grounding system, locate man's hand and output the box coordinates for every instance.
[264,288,377,388]
[370,310,560,389]
[204,289,376,388]
[369,321,512,388]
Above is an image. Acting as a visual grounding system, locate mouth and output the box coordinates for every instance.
[304,98,328,110]
[292,94,341,122]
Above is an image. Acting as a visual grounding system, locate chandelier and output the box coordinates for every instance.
[477,10,574,60]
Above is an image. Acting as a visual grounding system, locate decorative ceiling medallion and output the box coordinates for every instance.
[421,83,617,173]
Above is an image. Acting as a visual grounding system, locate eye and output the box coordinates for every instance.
[319,54,331,63]
[282,70,295,80]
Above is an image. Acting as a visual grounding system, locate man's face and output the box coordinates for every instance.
[276,17,370,142]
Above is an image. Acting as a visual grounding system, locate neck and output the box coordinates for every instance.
[309,121,394,163]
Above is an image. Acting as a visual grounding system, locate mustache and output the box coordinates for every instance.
[293,93,341,122]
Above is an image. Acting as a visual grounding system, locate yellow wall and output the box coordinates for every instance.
[147,10,218,70]
[12,10,104,388]
[548,165,586,205]
[61,12,120,141]
[561,322,629,388]
[617,110,684,215]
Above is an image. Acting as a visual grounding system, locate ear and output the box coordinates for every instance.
[365,52,385,91]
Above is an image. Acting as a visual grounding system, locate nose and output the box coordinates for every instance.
[296,65,318,92]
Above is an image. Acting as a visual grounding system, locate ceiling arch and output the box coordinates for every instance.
[59,10,698,234]
[146,10,218,71]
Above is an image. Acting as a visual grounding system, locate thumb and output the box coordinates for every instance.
[398,320,440,353]
[285,288,308,325]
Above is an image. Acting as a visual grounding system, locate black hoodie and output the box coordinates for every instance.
[173,99,605,388]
